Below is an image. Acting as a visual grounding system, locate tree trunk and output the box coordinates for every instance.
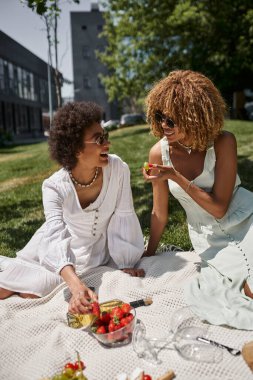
[53,0,62,108]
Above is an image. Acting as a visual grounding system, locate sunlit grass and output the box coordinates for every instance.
[0,120,253,257]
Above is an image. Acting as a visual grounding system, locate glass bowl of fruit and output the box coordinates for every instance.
[90,303,136,347]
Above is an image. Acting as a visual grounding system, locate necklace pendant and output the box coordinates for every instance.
[177,140,192,154]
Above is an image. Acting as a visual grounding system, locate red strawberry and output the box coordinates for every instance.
[91,301,100,318]
[100,311,111,324]
[96,325,107,334]
[125,314,134,323]
[110,306,124,320]
[120,317,130,327]
[108,320,116,332]
[121,303,132,314]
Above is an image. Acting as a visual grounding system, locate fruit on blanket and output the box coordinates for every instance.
[74,361,85,371]
[64,363,76,371]
[143,375,152,380]
[41,353,87,380]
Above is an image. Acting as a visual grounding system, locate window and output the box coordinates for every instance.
[13,66,19,96]
[97,25,103,32]
[8,62,14,91]
[96,45,104,53]
[83,76,91,89]
[22,69,28,99]
[81,25,87,30]
[97,77,104,89]
[17,67,23,98]
[82,46,90,58]
[0,58,4,90]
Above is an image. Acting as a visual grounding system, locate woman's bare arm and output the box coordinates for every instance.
[146,132,237,219]
[60,265,98,314]
[144,142,169,256]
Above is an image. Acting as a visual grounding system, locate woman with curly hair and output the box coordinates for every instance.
[0,101,144,313]
[143,70,253,330]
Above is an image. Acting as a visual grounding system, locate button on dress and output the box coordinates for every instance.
[161,137,253,330]
[0,155,144,297]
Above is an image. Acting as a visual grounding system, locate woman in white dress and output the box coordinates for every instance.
[0,101,145,313]
[143,70,253,330]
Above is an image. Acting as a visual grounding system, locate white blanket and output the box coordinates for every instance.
[0,251,252,380]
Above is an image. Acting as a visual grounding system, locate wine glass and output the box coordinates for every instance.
[132,307,223,365]
[169,305,205,334]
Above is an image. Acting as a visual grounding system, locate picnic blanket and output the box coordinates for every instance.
[0,250,252,380]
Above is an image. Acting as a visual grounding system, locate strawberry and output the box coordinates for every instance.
[121,303,132,314]
[91,301,100,318]
[96,325,107,334]
[108,320,116,332]
[100,311,111,324]
[120,317,130,327]
[125,313,134,323]
[110,306,124,320]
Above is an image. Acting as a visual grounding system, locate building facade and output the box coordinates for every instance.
[71,4,119,121]
[0,30,58,139]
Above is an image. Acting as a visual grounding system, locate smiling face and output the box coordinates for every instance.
[77,122,110,168]
[156,113,191,146]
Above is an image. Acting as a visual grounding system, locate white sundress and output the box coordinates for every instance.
[0,154,144,297]
[161,137,253,330]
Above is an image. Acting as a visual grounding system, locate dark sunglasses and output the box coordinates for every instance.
[154,112,175,129]
[85,130,109,146]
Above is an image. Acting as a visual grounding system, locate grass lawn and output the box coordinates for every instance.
[0,120,253,257]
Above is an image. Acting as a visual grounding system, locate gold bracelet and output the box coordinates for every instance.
[185,180,193,193]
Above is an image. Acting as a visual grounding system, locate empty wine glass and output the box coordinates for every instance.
[170,306,205,334]
[132,307,223,365]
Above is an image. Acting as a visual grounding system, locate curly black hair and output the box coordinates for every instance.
[48,101,103,169]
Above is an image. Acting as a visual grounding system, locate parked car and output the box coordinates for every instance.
[244,102,253,121]
[120,113,146,127]
[103,119,120,131]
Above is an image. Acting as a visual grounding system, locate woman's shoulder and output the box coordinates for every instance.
[214,131,237,150]
[149,139,164,163]
[43,168,70,190]
[109,154,128,170]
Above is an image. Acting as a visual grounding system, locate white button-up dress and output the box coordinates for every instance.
[0,154,144,296]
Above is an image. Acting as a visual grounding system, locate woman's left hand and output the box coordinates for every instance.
[121,268,145,277]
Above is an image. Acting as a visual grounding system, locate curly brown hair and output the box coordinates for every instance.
[48,101,103,169]
[146,70,227,151]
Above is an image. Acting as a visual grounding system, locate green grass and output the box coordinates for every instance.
[0,120,253,257]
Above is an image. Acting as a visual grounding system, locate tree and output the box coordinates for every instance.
[22,0,80,109]
[99,0,253,110]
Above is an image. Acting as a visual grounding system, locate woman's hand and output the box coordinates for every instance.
[142,165,177,182]
[68,285,98,314]
[121,268,145,277]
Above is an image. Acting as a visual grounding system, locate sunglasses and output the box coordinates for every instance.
[154,112,175,129]
[85,130,109,145]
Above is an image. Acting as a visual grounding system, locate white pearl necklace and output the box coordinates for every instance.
[68,167,99,188]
